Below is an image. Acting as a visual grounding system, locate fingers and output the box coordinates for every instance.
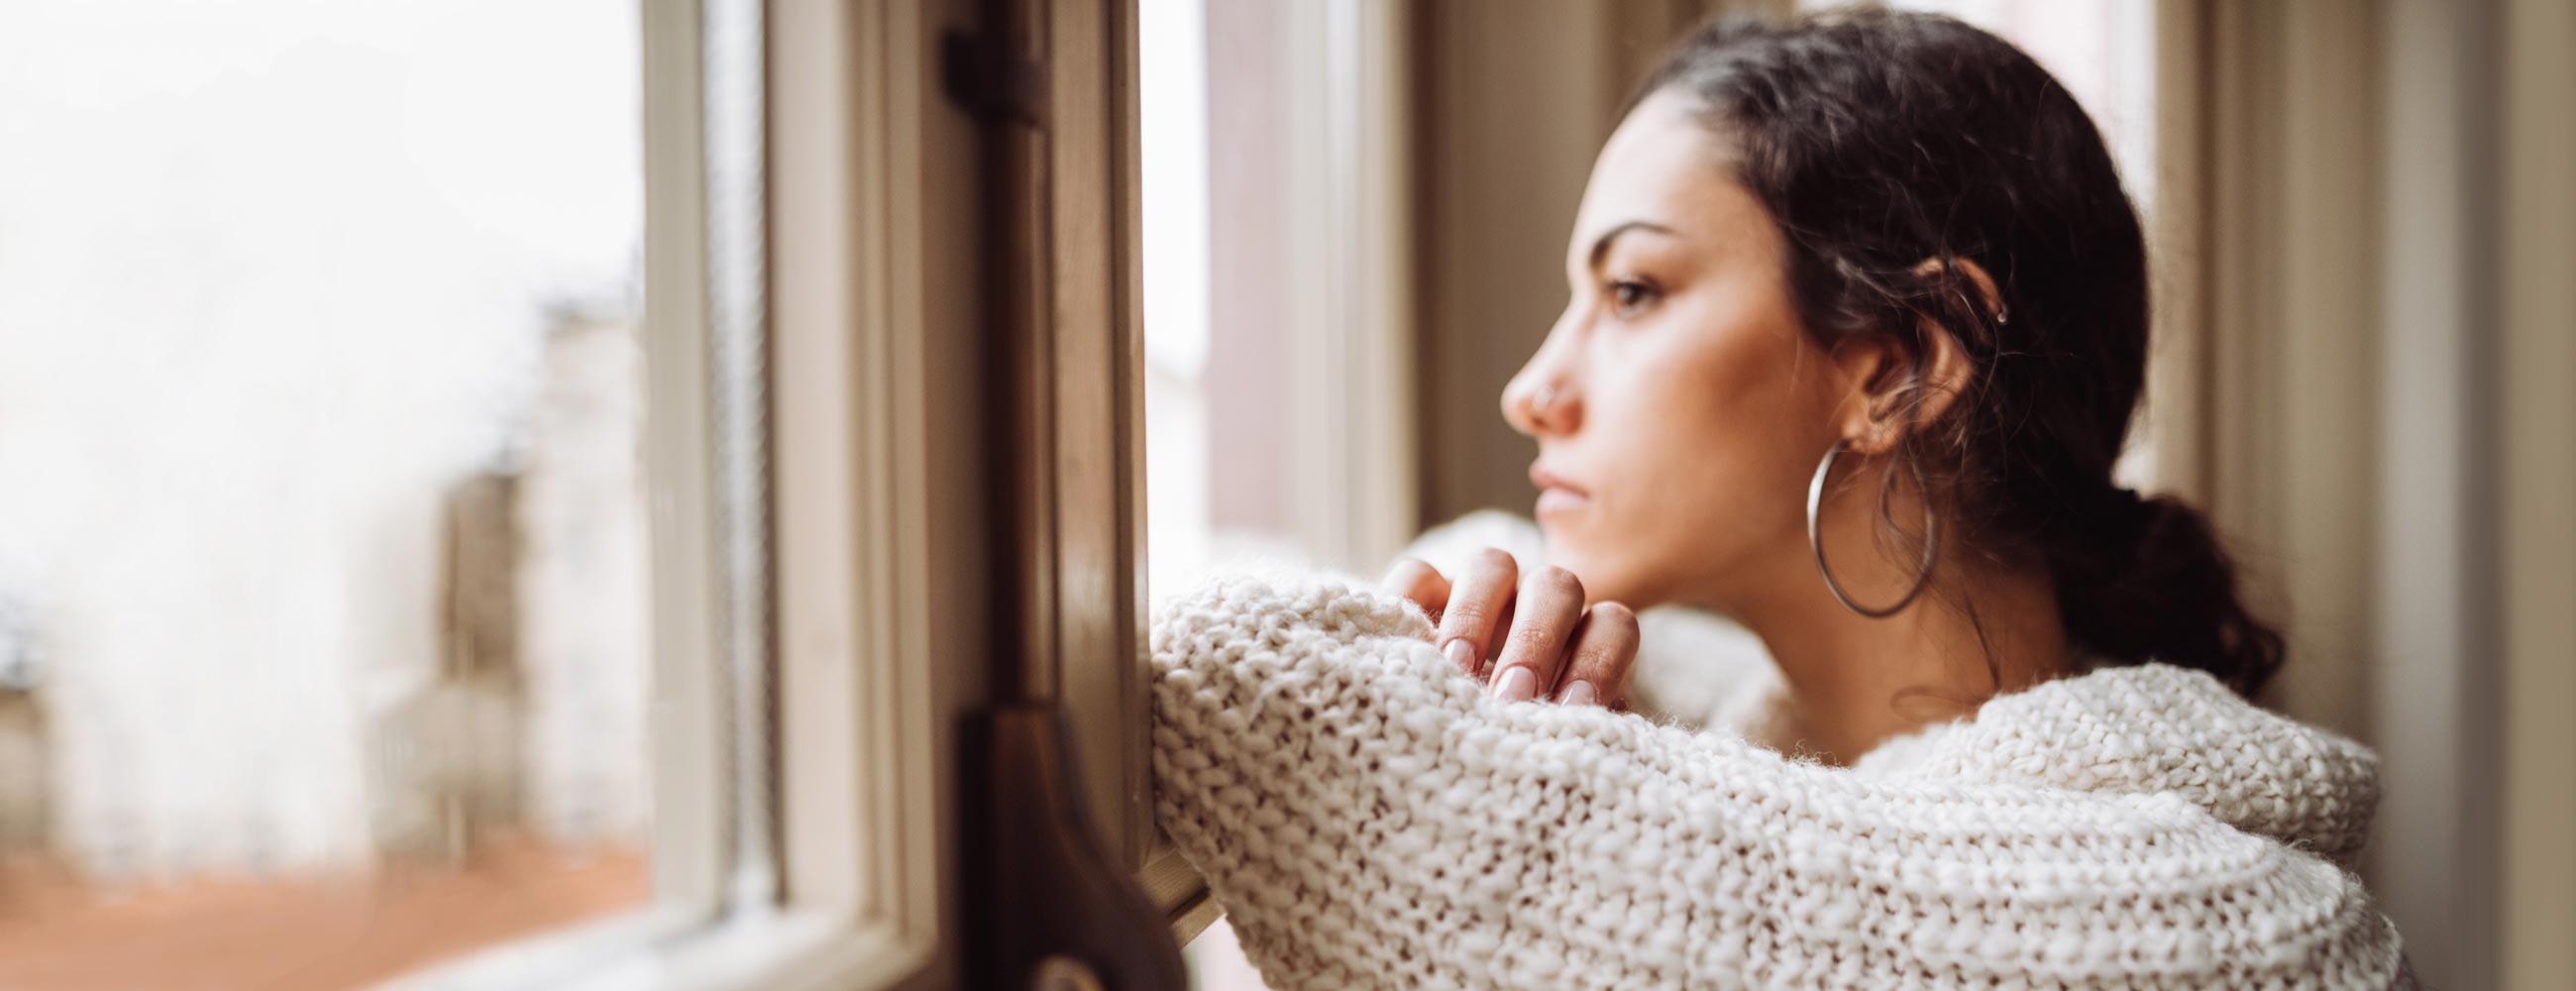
[1381,557,1451,622]
[1408,549,1637,709]
[1487,567,1586,702]
[1553,602,1639,709]
[1434,548,1519,677]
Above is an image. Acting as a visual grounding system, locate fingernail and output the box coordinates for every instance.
[1556,681,1599,707]
[1494,665,1539,703]
[1443,638,1477,674]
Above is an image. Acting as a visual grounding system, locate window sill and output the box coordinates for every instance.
[374,905,928,991]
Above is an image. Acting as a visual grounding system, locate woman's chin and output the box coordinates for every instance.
[1535,515,1572,557]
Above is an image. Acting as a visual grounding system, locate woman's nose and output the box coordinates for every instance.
[1502,374,1576,437]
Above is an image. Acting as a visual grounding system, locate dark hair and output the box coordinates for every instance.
[1637,8,2284,697]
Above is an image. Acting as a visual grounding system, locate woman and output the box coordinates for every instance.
[1151,9,2415,988]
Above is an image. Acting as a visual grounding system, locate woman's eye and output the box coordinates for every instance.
[1607,279,1658,316]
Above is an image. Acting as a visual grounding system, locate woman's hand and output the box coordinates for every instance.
[1382,549,1638,709]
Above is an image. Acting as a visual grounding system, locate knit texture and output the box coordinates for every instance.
[1150,569,2417,989]
[1387,509,1789,738]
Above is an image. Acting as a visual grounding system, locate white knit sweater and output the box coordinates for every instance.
[1149,566,2418,988]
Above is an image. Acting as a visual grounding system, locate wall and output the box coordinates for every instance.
[2497,0,2576,982]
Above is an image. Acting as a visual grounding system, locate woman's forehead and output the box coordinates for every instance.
[1572,96,1769,265]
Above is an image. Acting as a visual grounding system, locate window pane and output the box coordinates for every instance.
[0,3,655,986]
[1144,0,1413,605]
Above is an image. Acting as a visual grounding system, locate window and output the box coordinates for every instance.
[0,3,664,985]
[1141,0,1419,598]
[0,1,980,987]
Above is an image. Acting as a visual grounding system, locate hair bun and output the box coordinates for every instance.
[2095,485,2155,545]
[2066,492,2283,696]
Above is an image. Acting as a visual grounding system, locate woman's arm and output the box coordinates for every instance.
[1150,571,2413,990]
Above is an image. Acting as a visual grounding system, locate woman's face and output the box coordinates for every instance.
[1503,90,1852,611]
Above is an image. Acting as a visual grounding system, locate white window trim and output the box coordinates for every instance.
[762,0,987,984]
[370,0,981,988]
[1278,0,1421,577]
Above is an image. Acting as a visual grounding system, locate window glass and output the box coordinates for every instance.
[1143,0,1412,602]
[0,3,655,986]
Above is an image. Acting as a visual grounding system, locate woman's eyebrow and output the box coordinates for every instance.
[1586,220,1681,270]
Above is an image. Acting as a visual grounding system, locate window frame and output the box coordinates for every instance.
[995,0,1216,944]
[378,1,990,988]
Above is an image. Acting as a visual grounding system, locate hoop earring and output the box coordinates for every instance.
[1804,440,1940,618]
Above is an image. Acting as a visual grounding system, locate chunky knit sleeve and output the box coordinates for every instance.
[1149,572,2415,990]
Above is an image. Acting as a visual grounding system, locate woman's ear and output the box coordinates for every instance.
[1827,257,1996,455]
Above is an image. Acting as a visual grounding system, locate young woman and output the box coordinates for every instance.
[1151,9,2416,988]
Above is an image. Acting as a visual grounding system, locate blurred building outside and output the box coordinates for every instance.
[0,3,657,987]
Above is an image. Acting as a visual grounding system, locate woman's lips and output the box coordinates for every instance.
[1531,464,1589,517]
[1536,487,1590,517]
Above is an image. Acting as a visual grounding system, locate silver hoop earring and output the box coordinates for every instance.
[1804,440,1939,618]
